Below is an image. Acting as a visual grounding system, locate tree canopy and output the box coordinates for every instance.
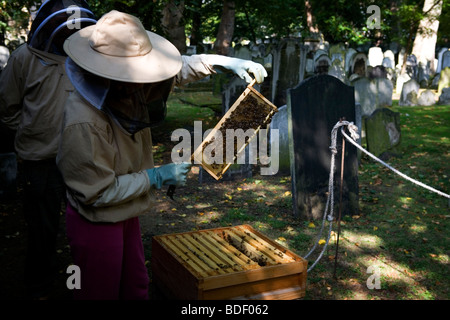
[1,0,448,54]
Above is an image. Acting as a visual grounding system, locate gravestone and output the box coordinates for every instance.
[417,61,431,87]
[0,152,17,200]
[368,65,387,79]
[441,50,450,71]
[395,73,411,94]
[345,48,357,74]
[313,49,331,75]
[437,67,450,96]
[438,87,450,105]
[399,78,420,106]
[368,47,383,67]
[329,43,346,69]
[382,50,395,69]
[349,52,368,79]
[271,39,308,107]
[287,74,359,219]
[365,108,401,159]
[353,77,393,116]
[328,62,346,83]
[436,48,449,73]
[418,89,436,106]
[405,54,418,79]
[269,105,290,174]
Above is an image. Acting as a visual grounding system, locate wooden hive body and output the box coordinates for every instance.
[152,225,307,300]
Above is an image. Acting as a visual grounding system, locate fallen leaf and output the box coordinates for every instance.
[318,239,326,245]
[373,226,378,231]
[278,237,286,241]
[308,222,316,228]
[185,205,193,209]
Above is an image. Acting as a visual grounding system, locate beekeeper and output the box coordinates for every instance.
[56,10,267,299]
[0,0,96,299]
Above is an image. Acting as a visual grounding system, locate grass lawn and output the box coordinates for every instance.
[152,92,450,300]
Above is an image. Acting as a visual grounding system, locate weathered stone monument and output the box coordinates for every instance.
[271,38,308,107]
[269,105,290,175]
[287,74,359,219]
[418,89,437,106]
[438,87,450,105]
[365,108,401,159]
[399,78,420,106]
[368,47,383,67]
[353,77,393,116]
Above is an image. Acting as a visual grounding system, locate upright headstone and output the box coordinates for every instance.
[349,52,368,79]
[287,74,359,219]
[328,61,346,83]
[396,73,411,94]
[269,105,290,174]
[436,48,449,73]
[353,77,393,116]
[368,47,383,67]
[382,50,395,69]
[405,54,418,79]
[441,50,450,70]
[314,49,331,75]
[418,89,436,106]
[271,39,308,107]
[329,43,346,69]
[438,66,450,96]
[345,48,357,74]
[365,108,401,159]
[399,78,420,106]
[438,87,450,105]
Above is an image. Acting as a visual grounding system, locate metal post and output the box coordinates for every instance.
[333,128,346,279]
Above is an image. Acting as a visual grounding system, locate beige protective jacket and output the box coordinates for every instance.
[57,55,216,223]
[0,44,73,161]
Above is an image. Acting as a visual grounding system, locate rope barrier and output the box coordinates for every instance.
[305,120,449,273]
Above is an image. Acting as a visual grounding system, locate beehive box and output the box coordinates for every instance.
[192,80,278,180]
[151,224,307,300]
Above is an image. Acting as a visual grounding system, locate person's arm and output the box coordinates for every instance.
[175,54,267,87]
[0,45,27,130]
[57,121,151,207]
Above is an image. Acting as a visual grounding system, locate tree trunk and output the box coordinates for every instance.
[411,0,443,73]
[305,0,319,34]
[214,0,235,56]
[161,0,187,54]
[189,0,202,47]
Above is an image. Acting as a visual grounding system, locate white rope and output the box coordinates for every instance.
[305,120,351,272]
[341,127,450,199]
[305,120,449,273]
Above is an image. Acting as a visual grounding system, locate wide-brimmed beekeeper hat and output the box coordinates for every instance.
[63,10,182,83]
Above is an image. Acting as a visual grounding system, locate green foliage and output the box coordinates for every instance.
[0,0,446,50]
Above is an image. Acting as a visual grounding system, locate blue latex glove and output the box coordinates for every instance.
[146,162,192,189]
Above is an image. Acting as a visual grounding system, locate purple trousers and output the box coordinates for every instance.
[66,204,149,300]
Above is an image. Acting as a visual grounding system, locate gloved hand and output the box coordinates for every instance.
[146,162,192,189]
[203,54,268,84]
